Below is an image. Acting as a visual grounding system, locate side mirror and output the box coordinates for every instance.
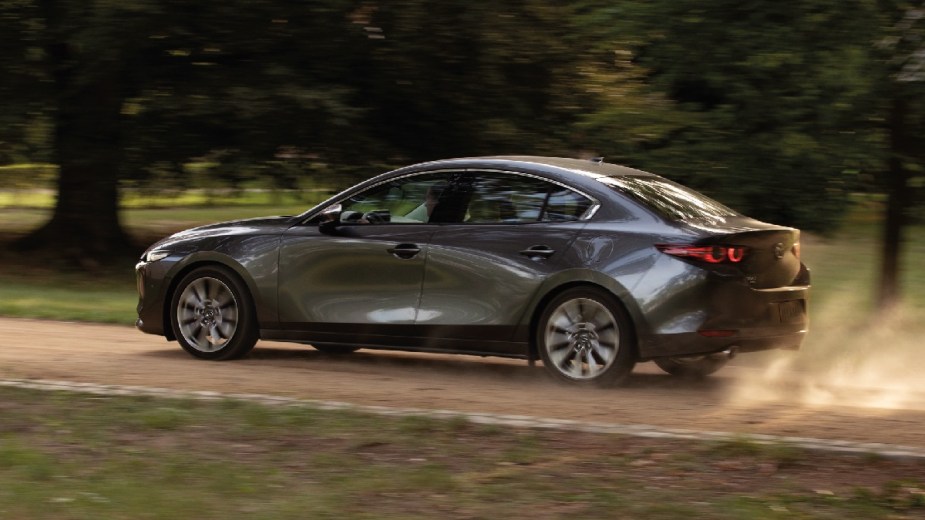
[318,203,343,235]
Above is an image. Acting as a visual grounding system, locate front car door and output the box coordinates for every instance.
[276,173,447,345]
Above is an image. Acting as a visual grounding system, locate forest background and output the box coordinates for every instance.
[1,0,923,307]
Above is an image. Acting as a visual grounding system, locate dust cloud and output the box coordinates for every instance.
[729,298,925,411]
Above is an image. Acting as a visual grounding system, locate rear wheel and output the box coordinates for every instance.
[654,354,729,378]
[536,287,636,386]
[170,266,258,360]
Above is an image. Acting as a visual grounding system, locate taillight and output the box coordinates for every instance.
[656,244,748,264]
[792,241,801,260]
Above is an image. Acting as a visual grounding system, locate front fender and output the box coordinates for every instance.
[164,248,279,330]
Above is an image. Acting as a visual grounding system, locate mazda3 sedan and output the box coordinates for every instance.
[136,156,810,386]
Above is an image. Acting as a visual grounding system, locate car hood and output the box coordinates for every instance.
[145,216,295,255]
[174,216,294,236]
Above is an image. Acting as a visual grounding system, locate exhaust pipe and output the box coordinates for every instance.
[708,346,738,361]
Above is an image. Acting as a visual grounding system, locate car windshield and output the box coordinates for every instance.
[599,176,738,221]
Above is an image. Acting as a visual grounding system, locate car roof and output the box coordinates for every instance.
[299,156,661,223]
[397,155,657,181]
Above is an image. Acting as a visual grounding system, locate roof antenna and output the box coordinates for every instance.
[591,156,604,164]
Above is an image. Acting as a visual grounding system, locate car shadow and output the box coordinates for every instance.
[142,343,731,392]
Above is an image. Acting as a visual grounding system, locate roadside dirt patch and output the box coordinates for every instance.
[2,317,925,450]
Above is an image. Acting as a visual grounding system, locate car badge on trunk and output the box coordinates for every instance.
[773,242,785,259]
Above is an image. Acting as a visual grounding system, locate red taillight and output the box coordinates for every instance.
[727,247,745,262]
[656,244,747,264]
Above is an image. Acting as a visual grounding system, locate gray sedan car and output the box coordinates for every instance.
[136,156,810,386]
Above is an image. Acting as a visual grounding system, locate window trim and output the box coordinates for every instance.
[303,168,601,225]
[469,168,600,222]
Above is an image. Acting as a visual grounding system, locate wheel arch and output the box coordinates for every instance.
[526,278,643,363]
[162,254,262,341]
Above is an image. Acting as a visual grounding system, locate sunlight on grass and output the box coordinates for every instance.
[0,277,137,325]
[123,205,312,237]
[0,187,332,211]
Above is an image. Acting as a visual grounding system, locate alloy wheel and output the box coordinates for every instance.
[176,276,239,352]
[543,297,620,380]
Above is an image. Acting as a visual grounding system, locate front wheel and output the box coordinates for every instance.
[653,354,729,378]
[536,287,636,387]
[170,266,258,360]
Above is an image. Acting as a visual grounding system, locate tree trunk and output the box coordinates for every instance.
[876,95,913,310]
[16,1,131,267]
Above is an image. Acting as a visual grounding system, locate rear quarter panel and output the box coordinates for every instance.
[518,223,675,344]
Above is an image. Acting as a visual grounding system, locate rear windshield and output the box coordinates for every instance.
[599,176,738,221]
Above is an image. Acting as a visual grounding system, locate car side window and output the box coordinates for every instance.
[463,172,593,224]
[543,186,595,222]
[322,170,595,226]
[338,173,448,224]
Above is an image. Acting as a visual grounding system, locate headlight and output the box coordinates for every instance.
[145,250,170,262]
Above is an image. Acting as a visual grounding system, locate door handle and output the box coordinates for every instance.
[387,243,421,259]
[519,245,555,259]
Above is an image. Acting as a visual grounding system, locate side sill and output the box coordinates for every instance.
[259,329,528,359]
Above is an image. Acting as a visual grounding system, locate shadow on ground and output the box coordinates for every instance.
[140,343,727,393]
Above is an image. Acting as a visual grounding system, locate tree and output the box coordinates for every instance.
[874,1,925,308]
[576,0,925,309]
[3,1,605,266]
[19,0,138,263]
[7,0,373,264]
[350,1,587,160]
[576,0,881,234]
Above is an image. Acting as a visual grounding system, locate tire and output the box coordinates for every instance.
[312,345,360,355]
[170,265,258,360]
[536,287,636,387]
[653,354,729,378]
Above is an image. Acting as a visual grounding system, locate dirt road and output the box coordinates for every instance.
[2,317,923,449]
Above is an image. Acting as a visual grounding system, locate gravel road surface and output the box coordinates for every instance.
[2,317,922,449]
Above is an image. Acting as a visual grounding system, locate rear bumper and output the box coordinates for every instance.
[635,263,810,360]
[638,323,806,361]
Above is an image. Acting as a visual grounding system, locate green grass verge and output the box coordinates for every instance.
[0,205,316,236]
[1,386,923,519]
[0,274,138,325]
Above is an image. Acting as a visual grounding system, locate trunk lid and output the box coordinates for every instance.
[684,217,803,289]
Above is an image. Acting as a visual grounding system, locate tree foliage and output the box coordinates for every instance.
[0,0,922,307]
[575,0,884,232]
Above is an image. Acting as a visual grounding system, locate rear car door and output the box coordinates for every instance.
[416,171,596,353]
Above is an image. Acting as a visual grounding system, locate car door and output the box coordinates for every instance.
[277,173,447,341]
[415,171,596,353]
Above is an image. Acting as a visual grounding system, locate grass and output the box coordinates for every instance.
[0,184,335,210]
[802,198,925,308]
[0,266,138,324]
[0,385,923,519]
